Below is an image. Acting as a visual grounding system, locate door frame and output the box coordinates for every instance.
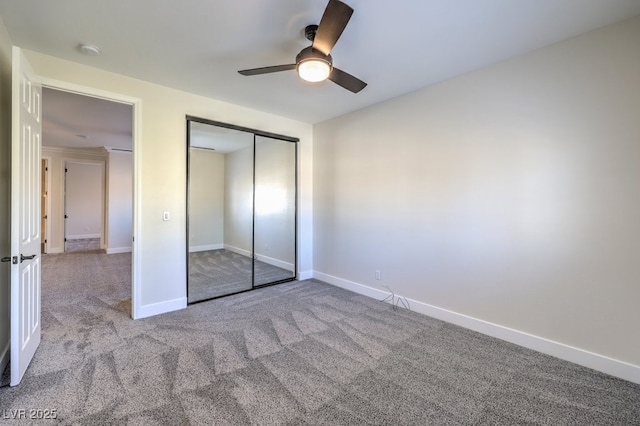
[40,77,143,319]
[62,159,106,252]
[41,156,51,254]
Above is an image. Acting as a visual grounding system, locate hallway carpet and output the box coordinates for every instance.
[0,251,638,424]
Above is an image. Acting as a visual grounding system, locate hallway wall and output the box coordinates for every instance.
[42,148,106,253]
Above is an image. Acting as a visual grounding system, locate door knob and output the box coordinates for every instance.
[1,256,17,264]
[20,254,36,263]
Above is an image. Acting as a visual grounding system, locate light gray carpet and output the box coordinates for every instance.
[0,251,638,425]
[189,249,294,303]
[0,360,8,387]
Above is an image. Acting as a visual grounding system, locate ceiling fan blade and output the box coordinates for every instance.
[329,67,367,93]
[238,64,296,76]
[312,0,354,56]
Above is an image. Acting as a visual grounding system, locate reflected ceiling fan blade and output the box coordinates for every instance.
[238,64,296,76]
[312,0,354,56]
[328,67,367,93]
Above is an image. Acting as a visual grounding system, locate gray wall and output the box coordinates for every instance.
[313,16,640,367]
[106,150,133,253]
[64,161,104,240]
[188,148,224,251]
[42,148,106,253]
[223,146,253,254]
[254,137,296,270]
[0,16,12,372]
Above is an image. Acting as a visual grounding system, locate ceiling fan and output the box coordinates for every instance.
[238,0,367,93]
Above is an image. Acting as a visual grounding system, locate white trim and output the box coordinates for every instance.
[40,78,143,321]
[0,341,9,380]
[298,270,314,280]
[40,78,141,106]
[104,147,132,154]
[223,244,294,271]
[66,233,101,240]
[131,97,142,320]
[136,297,187,319]
[314,271,640,385]
[46,247,63,254]
[314,272,389,300]
[224,244,250,257]
[106,247,131,254]
[255,253,295,272]
[41,156,52,255]
[189,243,223,253]
[42,146,107,157]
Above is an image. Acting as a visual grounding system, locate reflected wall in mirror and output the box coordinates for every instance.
[187,118,297,304]
[254,136,296,285]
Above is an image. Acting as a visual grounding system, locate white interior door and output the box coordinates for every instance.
[10,46,42,386]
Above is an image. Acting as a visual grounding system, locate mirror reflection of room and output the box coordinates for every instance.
[254,135,296,286]
[187,119,297,303]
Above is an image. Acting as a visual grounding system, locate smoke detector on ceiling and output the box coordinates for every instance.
[78,43,100,56]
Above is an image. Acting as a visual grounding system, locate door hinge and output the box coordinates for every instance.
[64,214,68,219]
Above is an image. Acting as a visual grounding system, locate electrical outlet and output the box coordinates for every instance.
[163,211,170,221]
[375,270,381,280]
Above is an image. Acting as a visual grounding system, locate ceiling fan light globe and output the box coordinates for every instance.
[297,59,331,82]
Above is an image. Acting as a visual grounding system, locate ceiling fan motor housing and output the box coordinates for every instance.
[296,46,333,68]
[295,46,333,82]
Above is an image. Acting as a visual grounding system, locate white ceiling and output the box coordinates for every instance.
[2,1,640,124]
[190,121,253,153]
[42,87,132,150]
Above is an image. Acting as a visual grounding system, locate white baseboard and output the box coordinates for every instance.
[298,270,314,280]
[189,243,223,253]
[224,244,250,257]
[255,253,294,271]
[0,341,9,379]
[314,272,389,300]
[223,245,294,271]
[66,233,101,240]
[314,271,640,385]
[106,247,132,254]
[134,297,186,320]
[46,247,63,254]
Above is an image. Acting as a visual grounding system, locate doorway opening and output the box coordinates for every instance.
[63,160,105,252]
[39,84,138,317]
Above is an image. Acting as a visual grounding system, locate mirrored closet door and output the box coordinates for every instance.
[254,135,297,285]
[186,117,297,304]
